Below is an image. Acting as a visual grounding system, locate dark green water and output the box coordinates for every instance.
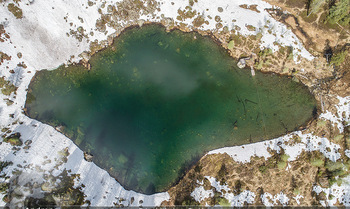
[26,24,316,194]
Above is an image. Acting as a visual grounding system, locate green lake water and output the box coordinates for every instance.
[25,24,316,194]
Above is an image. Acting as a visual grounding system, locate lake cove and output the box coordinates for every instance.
[25,24,316,194]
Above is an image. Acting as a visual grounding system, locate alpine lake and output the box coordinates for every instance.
[25,24,317,194]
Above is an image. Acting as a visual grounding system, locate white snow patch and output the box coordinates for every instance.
[294,194,304,205]
[261,192,289,206]
[320,96,350,133]
[156,0,314,62]
[312,173,350,207]
[191,186,214,202]
[224,190,256,207]
[192,176,255,206]
[208,131,341,163]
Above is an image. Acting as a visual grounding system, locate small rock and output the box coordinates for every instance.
[55,126,64,132]
[137,19,145,27]
[80,51,90,62]
[237,58,246,68]
[24,140,32,146]
[84,152,93,162]
[318,177,329,188]
[41,182,52,192]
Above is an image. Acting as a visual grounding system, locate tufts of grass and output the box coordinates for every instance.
[330,50,347,66]
[310,158,325,167]
[281,154,290,162]
[293,188,300,195]
[325,161,343,172]
[259,165,267,173]
[317,119,327,128]
[227,40,234,50]
[218,197,230,206]
[277,161,287,170]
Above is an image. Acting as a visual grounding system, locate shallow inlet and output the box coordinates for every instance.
[25,24,316,194]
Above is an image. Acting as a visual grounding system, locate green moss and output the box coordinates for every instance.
[3,133,22,146]
[277,161,287,170]
[334,134,344,142]
[310,158,325,167]
[230,34,242,46]
[7,3,23,19]
[325,161,343,172]
[336,178,343,186]
[280,154,290,162]
[2,84,17,96]
[293,188,300,195]
[227,40,234,50]
[329,178,337,186]
[218,197,230,206]
[330,50,347,66]
[317,120,327,128]
[258,48,273,59]
[259,165,267,173]
[255,60,263,70]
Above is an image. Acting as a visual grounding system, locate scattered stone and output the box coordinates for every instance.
[137,19,145,27]
[41,182,52,192]
[237,58,246,68]
[84,152,93,162]
[55,126,64,132]
[24,140,32,146]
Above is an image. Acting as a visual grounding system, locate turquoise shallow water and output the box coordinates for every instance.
[26,24,316,194]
